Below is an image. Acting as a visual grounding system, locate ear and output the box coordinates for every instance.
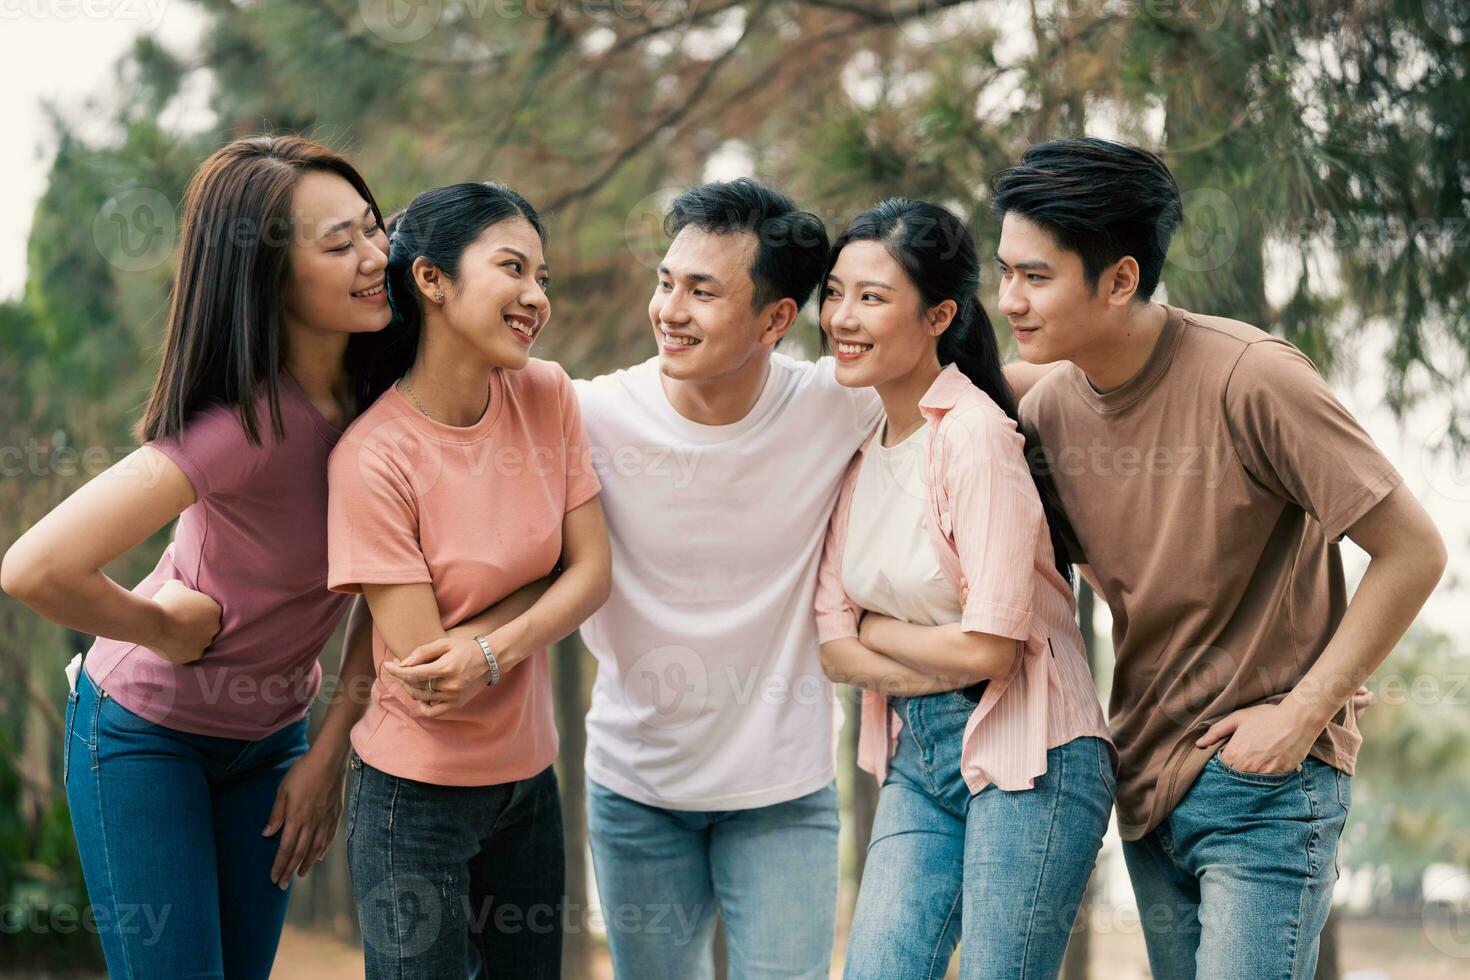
[411,256,445,304]
[1104,256,1141,309]
[758,297,799,348]
[926,298,959,338]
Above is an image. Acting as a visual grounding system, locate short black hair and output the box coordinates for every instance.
[989,137,1183,301]
[664,177,830,312]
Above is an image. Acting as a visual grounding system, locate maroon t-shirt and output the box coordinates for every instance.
[84,372,352,739]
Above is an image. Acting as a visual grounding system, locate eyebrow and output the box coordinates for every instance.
[495,247,549,273]
[825,275,895,290]
[994,254,1053,271]
[323,206,374,238]
[658,264,724,288]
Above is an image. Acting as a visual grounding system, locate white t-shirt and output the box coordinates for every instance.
[841,420,964,628]
[574,353,882,810]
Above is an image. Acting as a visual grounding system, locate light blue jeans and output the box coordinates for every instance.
[1122,753,1351,979]
[844,689,1115,980]
[585,777,839,980]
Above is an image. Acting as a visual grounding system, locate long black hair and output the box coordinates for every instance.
[823,198,1074,584]
[356,181,546,404]
[137,135,385,445]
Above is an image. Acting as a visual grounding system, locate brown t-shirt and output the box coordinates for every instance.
[1019,305,1402,840]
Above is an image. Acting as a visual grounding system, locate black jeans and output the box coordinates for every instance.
[345,753,564,979]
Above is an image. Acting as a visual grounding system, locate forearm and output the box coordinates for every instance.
[488,561,608,674]
[820,637,971,696]
[445,573,556,643]
[8,567,170,651]
[862,615,1018,686]
[310,596,377,767]
[1286,544,1445,728]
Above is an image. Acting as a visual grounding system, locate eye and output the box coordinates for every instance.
[503,260,523,275]
[538,276,551,290]
[862,292,881,302]
[328,241,352,254]
[366,222,383,236]
[1026,274,1046,283]
[693,289,712,298]
[822,286,838,300]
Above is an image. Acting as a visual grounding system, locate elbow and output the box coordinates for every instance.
[818,642,846,683]
[955,632,1019,686]
[1,540,51,605]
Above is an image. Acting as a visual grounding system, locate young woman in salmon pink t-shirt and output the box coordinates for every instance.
[814,199,1115,980]
[325,181,609,980]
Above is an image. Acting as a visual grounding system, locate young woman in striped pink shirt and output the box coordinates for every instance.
[814,199,1114,979]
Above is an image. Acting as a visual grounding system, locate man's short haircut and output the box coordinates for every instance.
[664,178,831,312]
[990,137,1183,301]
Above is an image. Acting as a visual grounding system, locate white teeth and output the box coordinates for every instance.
[505,317,535,337]
[664,335,700,346]
[353,283,384,297]
[837,341,872,354]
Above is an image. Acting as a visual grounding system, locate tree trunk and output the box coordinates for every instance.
[554,634,592,978]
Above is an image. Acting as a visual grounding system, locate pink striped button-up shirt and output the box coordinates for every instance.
[815,364,1112,794]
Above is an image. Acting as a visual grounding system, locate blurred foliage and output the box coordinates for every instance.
[1351,626,1470,904]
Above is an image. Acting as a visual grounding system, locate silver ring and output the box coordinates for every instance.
[426,677,435,694]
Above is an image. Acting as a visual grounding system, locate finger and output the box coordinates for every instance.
[401,638,455,669]
[1195,718,1236,748]
[262,789,287,837]
[303,826,331,875]
[386,661,441,683]
[281,823,315,887]
[271,820,304,886]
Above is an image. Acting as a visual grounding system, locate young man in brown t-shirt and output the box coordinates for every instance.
[994,138,1446,979]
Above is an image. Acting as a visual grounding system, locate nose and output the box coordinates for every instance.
[659,289,691,325]
[828,295,861,335]
[998,273,1026,318]
[361,235,388,275]
[520,279,548,315]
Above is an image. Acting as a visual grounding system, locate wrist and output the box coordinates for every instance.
[485,620,527,675]
[1280,688,1333,736]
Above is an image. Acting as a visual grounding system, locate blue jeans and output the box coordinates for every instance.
[586,777,839,980]
[844,689,1115,980]
[1122,753,1351,979]
[64,664,307,980]
[345,753,564,980]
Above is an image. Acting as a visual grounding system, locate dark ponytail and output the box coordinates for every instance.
[824,198,1074,585]
[351,181,546,405]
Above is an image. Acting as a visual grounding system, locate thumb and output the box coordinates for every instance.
[262,787,286,837]
[1196,715,1238,749]
[401,638,453,669]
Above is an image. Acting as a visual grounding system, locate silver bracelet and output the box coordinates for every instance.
[474,634,501,686]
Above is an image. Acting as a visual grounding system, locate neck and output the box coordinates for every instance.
[283,317,352,422]
[661,350,772,426]
[1073,301,1169,393]
[404,323,495,427]
[875,355,942,447]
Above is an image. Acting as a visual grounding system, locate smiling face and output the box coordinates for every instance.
[282,170,392,337]
[419,217,550,371]
[819,239,950,389]
[994,212,1120,364]
[648,226,789,382]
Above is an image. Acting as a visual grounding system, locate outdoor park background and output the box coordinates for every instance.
[2,1,1468,977]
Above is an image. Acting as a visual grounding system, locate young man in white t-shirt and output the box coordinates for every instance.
[572,179,882,978]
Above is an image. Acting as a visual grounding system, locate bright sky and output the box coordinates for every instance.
[4,12,1464,637]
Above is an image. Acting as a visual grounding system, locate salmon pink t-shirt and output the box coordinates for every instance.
[327,359,600,787]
